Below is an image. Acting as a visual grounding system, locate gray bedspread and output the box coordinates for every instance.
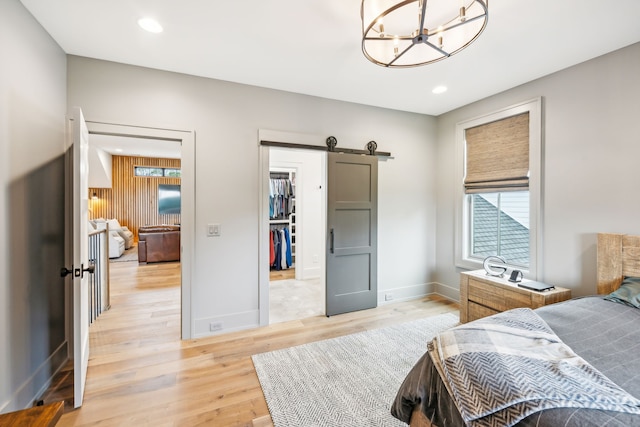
[391,296,640,426]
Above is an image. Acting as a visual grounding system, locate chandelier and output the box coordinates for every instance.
[361,0,489,68]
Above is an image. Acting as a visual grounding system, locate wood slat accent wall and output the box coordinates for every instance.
[89,156,181,241]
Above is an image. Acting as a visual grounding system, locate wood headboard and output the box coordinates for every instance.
[597,233,640,294]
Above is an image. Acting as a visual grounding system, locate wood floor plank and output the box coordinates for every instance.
[0,401,64,427]
[55,260,458,427]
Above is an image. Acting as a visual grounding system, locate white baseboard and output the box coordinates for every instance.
[301,267,321,280]
[195,283,459,338]
[377,282,461,306]
[434,282,460,302]
[194,310,260,338]
[1,341,68,413]
[378,282,436,305]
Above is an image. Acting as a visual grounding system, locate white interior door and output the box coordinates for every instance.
[70,106,90,407]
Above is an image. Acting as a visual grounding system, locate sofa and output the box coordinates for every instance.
[138,225,180,263]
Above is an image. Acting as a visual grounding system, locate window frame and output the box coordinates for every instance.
[134,166,182,178]
[454,98,543,279]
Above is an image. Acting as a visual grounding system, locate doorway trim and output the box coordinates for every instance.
[258,129,328,326]
[86,121,195,339]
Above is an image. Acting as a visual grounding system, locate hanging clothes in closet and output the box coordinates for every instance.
[269,177,295,219]
[284,227,292,267]
[269,226,292,270]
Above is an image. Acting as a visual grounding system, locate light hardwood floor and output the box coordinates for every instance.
[269,268,295,281]
[57,260,458,427]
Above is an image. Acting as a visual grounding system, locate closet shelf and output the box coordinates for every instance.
[270,219,290,224]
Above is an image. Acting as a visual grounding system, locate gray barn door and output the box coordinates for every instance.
[326,152,378,316]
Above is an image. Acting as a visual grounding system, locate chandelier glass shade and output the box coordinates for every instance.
[361,0,488,68]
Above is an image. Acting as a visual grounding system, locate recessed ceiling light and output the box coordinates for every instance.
[138,17,163,33]
[432,85,448,94]
[114,148,123,153]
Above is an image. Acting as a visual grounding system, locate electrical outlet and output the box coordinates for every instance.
[210,322,223,332]
[385,293,393,301]
[313,254,319,263]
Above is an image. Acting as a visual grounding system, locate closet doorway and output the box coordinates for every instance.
[267,147,326,324]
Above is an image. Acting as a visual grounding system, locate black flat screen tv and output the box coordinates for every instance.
[158,184,181,215]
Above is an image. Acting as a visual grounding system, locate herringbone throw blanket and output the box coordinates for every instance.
[433,308,640,427]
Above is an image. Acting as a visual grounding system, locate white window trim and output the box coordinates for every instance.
[454,97,543,279]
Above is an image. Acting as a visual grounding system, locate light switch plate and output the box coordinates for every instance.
[207,223,221,237]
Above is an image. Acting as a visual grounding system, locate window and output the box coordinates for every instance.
[135,167,163,177]
[469,192,529,266]
[135,166,181,177]
[455,98,542,278]
[164,168,181,178]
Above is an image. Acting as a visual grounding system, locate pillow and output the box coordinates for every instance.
[107,218,122,230]
[604,276,640,308]
[94,217,106,223]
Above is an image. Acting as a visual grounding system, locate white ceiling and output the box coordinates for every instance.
[89,134,181,159]
[21,0,640,117]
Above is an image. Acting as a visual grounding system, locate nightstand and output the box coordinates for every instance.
[460,270,572,323]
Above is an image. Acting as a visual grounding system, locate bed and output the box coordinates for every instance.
[391,233,640,426]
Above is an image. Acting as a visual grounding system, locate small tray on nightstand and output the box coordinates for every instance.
[517,280,555,292]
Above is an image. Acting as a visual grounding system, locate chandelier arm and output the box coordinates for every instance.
[386,43,415,67]
[418,0,428,37]
[423,40,450,57]
[434,13,487,36]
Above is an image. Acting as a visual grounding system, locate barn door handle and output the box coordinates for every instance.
[330,228,334,254]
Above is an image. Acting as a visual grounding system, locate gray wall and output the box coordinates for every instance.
[435,42,640,298]
[67,56,439,336]
[0,0,68,413]
[8,1,635,410]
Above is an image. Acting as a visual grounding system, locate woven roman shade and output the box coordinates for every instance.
[464,112,530,193]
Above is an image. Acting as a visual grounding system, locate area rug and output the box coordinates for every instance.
[252,312,459,427]
[110,244,138,262]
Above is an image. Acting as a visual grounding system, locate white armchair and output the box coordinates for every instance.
[91,219,126,258]
[106,218,134,249]
[107,231,125,258]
